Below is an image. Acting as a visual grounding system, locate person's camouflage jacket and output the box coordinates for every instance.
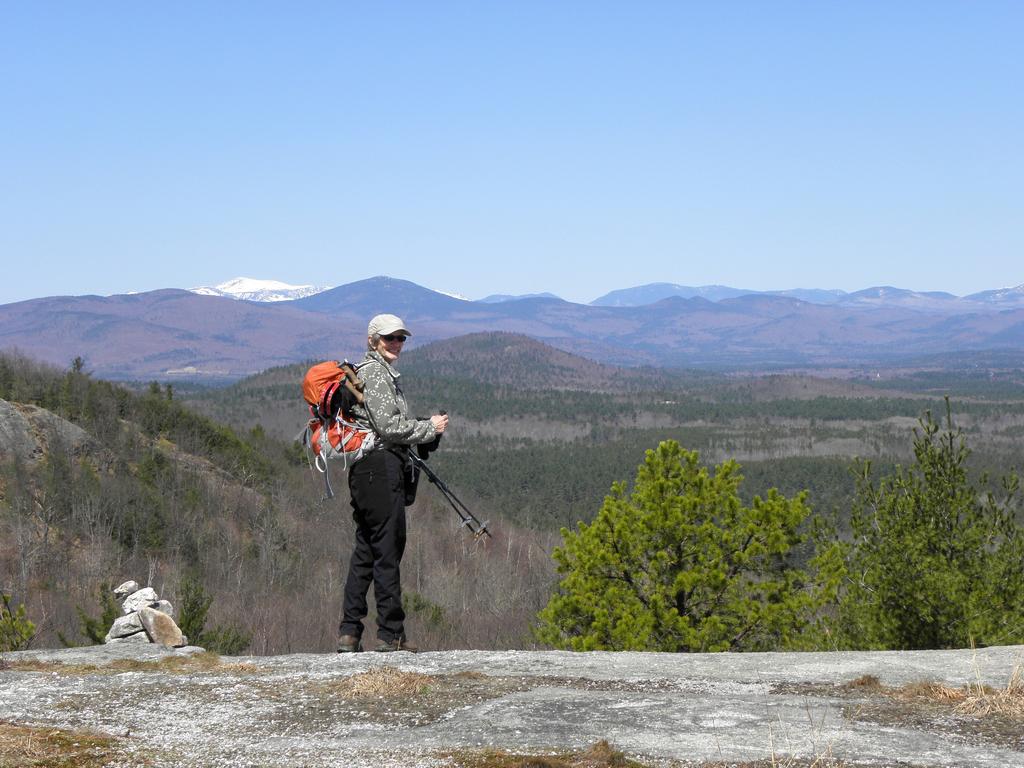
[351,350,436,447]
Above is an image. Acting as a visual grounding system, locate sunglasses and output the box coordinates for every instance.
[380,334,407,342]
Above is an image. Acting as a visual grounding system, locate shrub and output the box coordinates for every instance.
[0,593,35,651]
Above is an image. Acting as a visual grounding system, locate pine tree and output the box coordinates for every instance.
[834,400,1024,649]
[1,593,35,652]
[535,440,840,652]
[177,575,251,654]
[177,574,213,644]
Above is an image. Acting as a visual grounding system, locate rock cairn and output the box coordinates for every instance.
[104,580,189,648]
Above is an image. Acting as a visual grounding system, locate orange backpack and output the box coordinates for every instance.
[299,360,377,497]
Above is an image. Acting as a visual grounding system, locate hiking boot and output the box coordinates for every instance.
[375,637,418,653]
[336,634,362,653]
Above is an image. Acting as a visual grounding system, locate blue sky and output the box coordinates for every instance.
[2,2,1021,305]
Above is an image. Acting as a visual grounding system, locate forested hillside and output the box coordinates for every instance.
[0,351,556,653]
[186,333,1024,530]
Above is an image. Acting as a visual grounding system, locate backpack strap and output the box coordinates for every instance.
[296,420,337,501]
[351,358,388,437]
[342,359,367,402]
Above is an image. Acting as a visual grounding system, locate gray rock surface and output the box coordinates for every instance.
[0,398,97,463]
[138,606,185,647]
[1,644,1022,767]
[0,399,38,462]
[104,612,145,641]
[122,587,159,614]
[113,580,140,599]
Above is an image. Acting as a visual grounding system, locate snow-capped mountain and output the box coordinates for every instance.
[966,284,1024,306]
[190,277,332,302]
[430,287,472,301]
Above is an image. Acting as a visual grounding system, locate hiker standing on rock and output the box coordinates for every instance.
[337,313,448,653]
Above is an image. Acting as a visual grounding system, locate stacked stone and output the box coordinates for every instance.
[104,580,188,647]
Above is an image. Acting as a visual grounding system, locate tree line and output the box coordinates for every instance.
[3,349,1022,655]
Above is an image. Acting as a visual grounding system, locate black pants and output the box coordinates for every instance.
[339,449,407,643]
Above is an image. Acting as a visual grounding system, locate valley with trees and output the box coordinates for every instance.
[2,333,1024,655]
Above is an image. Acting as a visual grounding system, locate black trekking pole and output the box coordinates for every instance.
[410,451,491,540]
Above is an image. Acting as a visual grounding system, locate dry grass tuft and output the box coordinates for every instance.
[4,651,261,676]
[575,739,633,767]
[334,665,436,698]
[442,739,649,768]
[882,665,1024,718]
[839,675,882,692]
[0,720,131,767]
[955,664,1024,718]
[896,681,967,703]
[838,663,1024,722]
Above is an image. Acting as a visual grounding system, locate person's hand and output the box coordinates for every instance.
[430,413,449,434]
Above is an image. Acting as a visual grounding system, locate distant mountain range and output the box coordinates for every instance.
[3,275,1024,380]
[590,283,1024,310]
[188,276,1024,311]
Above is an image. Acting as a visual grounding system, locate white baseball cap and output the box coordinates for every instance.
[367,313,412,337]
